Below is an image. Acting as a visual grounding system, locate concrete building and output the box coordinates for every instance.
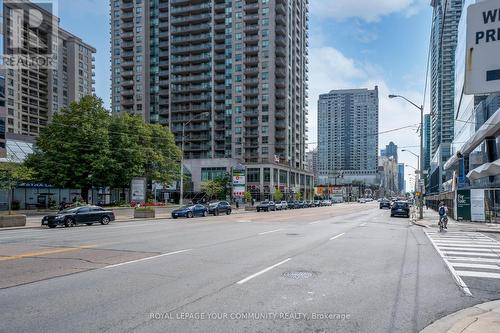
[378,156,398,197]
[306,148,318,185]
[429,0,463,193]
[110,0,312,199]
[317,87,379,186]
[441,0,499,221]
[0,73,5,158]
[2,0,96,138]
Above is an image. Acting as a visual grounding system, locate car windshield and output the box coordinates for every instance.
[58,207,80,214]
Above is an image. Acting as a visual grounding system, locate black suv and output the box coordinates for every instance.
[208,201,232,216]
[42,206,115,228]
[390,201,410,218]
[379,200,391,209]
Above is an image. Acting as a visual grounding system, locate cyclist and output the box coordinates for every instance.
[438,201,448,229]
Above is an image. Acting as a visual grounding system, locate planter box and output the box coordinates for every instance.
[134,210,155,219]
[245,206,257,211]
[0,215,27,228]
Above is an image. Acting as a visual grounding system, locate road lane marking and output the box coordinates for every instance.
[441,251,499,257]
[424,231,472,296]
[309,221,320,225]
[455,271,500,279]
[329,233,345,241]
[451,263,500,270]
[236,258,291,284]
[0,245,97,261]
[103,249,192,269]
[448,257,500,264]
[258,229,283,235]
[360,223,366,226]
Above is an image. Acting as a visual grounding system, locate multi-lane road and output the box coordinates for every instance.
[1,203,499,333]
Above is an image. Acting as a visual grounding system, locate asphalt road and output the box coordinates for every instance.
[0,203,496,333]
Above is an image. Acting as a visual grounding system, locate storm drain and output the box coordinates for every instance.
[282,271,316,280]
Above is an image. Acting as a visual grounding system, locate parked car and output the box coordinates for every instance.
[256,201,276,212]
[42,205,115,228]
[171,204,209,219]
[278,201,288,210]
[358,198,367,203]
[390,201,410,218]
[275,201,285,210]
[379,200,391,209]
[208,201,232,216]
[313,200,321,207]
[321,200,332,206]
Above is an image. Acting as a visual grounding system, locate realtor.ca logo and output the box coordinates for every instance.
[2,0,59,69]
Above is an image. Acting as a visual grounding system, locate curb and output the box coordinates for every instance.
[420,300,500,333]
[411,220,430,228]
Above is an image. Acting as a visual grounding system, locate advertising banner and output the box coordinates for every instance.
[232,165,246,198]
[471,189,486,222]
[131,177,146,203]
[456,189,471,221]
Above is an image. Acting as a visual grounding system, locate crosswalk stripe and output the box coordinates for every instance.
[441,251,500,257]
[455,271,500,279]
[438,244,500,249]
[440,247,500,253]
[451,263,500,270]
[447,257,500,264]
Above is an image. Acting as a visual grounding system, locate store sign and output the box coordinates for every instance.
[232,165,246,198]
[465,0,500,94]
[456,189,471,221]
[471,189,486,222]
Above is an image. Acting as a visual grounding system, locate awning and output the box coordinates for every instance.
[444,106,500,171]
[467,159,500,181]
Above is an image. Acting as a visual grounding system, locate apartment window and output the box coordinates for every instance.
[201,168,227,181]
[235,116,242,124]
[262,136,268,144]
[247,169,260,183]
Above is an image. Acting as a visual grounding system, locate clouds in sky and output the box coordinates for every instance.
[311,0,428,22]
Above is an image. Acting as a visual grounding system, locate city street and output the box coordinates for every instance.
[1,203,499,333]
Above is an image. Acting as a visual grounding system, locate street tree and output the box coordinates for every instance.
[294,191,302,201]
[25,96,113,202]
[273,188,283,202]
[202,180,224,200]
[0,163,33,215]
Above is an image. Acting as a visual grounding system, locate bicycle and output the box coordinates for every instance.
[439,215,448,232]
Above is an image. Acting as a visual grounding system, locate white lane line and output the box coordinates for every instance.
[434,240,497,244]
[309,221,320,225]
[439,247,500,253]
[258,229,283,235]
[451,263,500,270]
[455,271,500,279]
[330,233,345,241]
[360,223,367,226]
[424,231,472,296]
[237,258,291,285]
[104,249,192,269]
[442,251,500,257]
[438,244,500,249]
[448,257,500,264]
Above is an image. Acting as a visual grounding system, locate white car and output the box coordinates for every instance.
[358,198,366,203]
[275,201,287,210]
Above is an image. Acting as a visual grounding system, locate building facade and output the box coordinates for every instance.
[2,0,96,138]
[0,73,5,158]
[398,163,405,194]
[110,0,312,199]
[429,0,463,193]
[383,141,398,162]
[442,0,499,221]
[317,87,379,186]
[306,148,318,185]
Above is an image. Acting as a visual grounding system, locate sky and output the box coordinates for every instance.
[57,0,433,191]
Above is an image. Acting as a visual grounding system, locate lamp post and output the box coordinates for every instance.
[390,94,424,220]
[180,112,209,207]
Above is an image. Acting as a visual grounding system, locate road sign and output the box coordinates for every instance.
[465,0,500,94]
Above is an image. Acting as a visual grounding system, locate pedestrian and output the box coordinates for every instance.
[438,201,448,229]
[251,198,255,207]
[236,200,240,209]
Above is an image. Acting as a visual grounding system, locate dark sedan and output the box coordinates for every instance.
[256,201,276,212]
[208,201,232,216]
[380,200,391,209]
[287,201,296,209]
[171,204,208,219]
[390,201,410,218]
[42,206,115,228]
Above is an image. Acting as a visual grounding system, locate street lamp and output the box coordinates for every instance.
[180,112,210,207]
[390,94,424,220]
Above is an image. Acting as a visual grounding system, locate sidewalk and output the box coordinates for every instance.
[411,207,500,233]
[420,300,500,333]
[0,207,250,231]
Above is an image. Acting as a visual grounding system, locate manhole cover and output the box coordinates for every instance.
[282,271,316,280]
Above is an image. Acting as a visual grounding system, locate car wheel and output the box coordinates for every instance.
[64,218,75,228]
[215,209,220,216]
[172,215,178,219]
[203,211,208,217]
[86,223,93,226]
[226,210,231,215]
[100,216,110,225]
[48,225,57,229]
[187,211,194,218]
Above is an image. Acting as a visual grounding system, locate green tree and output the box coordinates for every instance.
[273,188,283,202]
[25,96,113,202]
[244,191,252,203]
[294,191,302,200]
[202,180,224,200]
[0,163,33,215]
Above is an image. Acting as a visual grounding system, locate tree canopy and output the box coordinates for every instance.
[25,96,181,199]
